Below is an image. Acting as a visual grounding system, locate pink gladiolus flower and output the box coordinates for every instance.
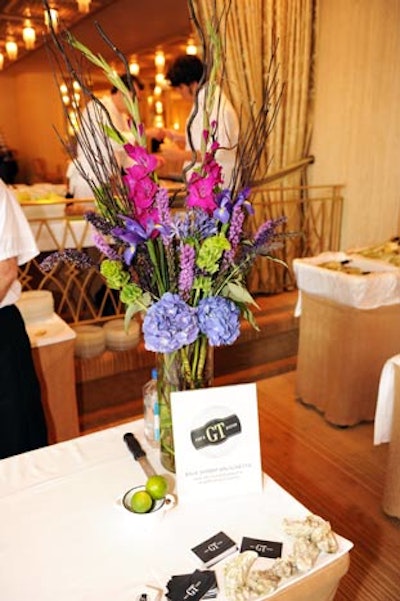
[187,173,217,214]
[124,144,158,172]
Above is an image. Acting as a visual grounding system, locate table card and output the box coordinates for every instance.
[171,382,263,502]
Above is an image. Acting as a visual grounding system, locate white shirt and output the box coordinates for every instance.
[0,179,39,308]
[185,85,239,185]
[69,95,133,199]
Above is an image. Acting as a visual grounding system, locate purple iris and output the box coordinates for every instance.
[111,216,152,264]
[235,187,254,215]
[214,189,233,223]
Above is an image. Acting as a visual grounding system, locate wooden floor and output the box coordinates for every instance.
[80,292,400,600]
[256,372,400,601]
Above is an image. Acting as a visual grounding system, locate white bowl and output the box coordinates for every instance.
[118,485,176,522]
[103,318,140,351]
[16,290,54,324]
[72,325,106,359]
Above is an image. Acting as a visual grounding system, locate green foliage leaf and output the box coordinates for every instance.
[241,304,260,331]
[223,282,260,307]
[123,292,152,330]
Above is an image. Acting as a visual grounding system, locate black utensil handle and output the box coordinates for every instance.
[123,432,146,460]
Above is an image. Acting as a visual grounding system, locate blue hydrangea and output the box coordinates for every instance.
[143,292,199,352]
[197,296,241,346]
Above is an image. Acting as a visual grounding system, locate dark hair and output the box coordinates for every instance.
[111,73,144,94]
[166,55,205,87]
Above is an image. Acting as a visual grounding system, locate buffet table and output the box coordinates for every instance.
[294,252,400,426]
[0,418,352,601]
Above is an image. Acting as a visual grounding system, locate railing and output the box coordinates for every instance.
[19,184,343,324]
[247,184,344,293]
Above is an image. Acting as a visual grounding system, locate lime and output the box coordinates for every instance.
[130,490,153,513]
[145,475,168,500]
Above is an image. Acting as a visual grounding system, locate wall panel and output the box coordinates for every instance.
[309,0,400,248]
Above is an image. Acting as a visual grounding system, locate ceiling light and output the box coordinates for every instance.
[154,49,165,70]
[5,37,18,61]
[22,20,36,50]
[44,8,59,33]
[155,100,163,115]
[0,52,4,70]
[129,54,140,76]
[186,37,197,55]
[77,0,92,13]
[155,72,165,86]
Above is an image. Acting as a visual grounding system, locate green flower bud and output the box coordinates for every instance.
[196,234,230,274]
[100,259,128,289]
[120,282,142,305]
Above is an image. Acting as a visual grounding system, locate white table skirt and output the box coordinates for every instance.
[374,354,400,444]
[0,421,352,601]
[27,217,94,251]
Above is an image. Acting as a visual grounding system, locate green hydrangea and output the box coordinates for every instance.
[100,259,130,289]
[120,282,142,305]
[196,234,230,274]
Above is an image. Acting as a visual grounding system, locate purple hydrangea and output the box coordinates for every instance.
[197,296,241,346]
[142,292,199,352]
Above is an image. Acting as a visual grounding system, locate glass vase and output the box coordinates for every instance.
[157,335,214,473]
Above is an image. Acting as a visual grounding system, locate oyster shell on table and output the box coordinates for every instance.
[283,514,338,554]
[224,551,281,601]
[289,537,320,572]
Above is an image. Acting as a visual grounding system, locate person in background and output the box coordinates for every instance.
[0,179,48,459]
[160,54,239,185]
[66,74,164,214]
[0,129,18,185]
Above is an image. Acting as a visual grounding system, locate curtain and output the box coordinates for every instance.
[192,0,318,292]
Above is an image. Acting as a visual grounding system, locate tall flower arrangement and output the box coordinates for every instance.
[93,139,285,377]
[41,0,286,470]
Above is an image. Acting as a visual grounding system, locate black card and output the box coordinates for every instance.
[240,536,282,558]
[191,531,238,567]
[166,570,218,601]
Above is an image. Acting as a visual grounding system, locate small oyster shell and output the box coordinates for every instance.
[270,557,297,579]
[290,537,320,572]
[247,570,280,594]
[224,551,258,601]
[283,514,338,554]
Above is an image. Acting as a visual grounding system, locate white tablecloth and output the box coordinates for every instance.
[0,421,352,601]
[293,252,400,316]
[23,312,76,348]
[374,354,400,444]
[27,217,94,251]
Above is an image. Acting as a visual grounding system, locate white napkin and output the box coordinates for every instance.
[374,354,400,445]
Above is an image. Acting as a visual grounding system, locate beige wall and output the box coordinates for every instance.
[0,70,67,183]
[0,76,19,148]
[309,0,400,249]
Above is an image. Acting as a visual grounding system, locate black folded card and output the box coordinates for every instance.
[191,531,238,567]
[166,570,218,601]
[240,536,282,558]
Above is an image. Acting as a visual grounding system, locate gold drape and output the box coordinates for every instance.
[193,0,318,292]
